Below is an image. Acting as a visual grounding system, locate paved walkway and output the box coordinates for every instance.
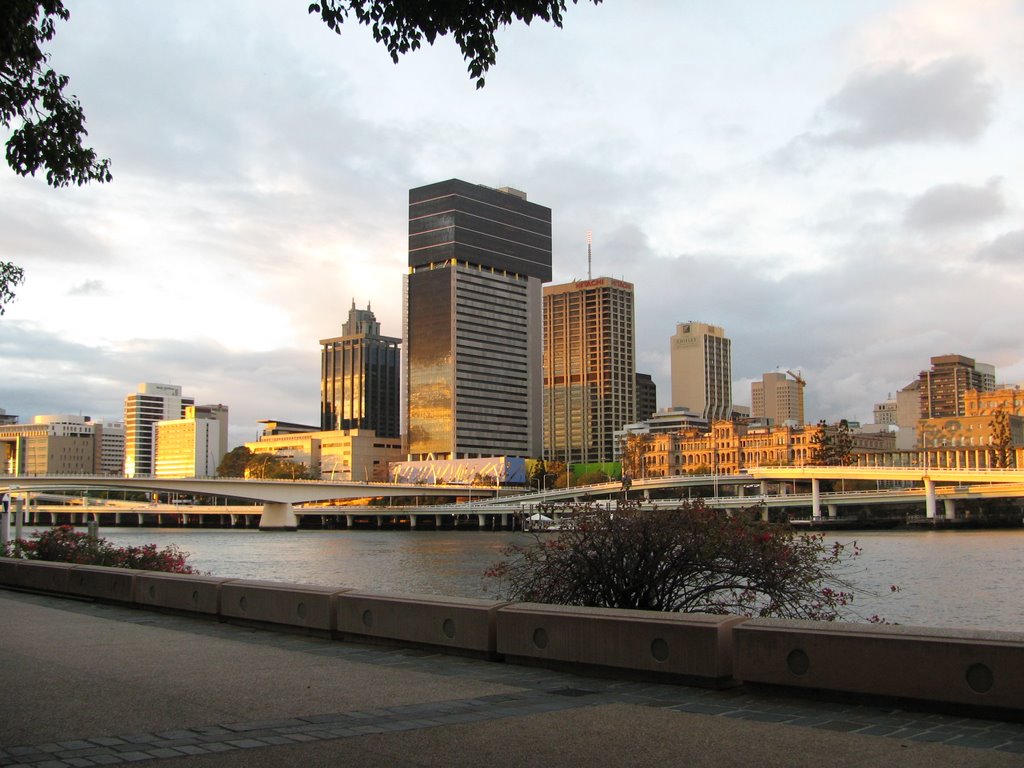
[2,588,1023,767]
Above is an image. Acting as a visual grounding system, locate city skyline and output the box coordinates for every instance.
[2,1,1023,448]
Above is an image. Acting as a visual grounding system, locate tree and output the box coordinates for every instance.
[309,0,602,89]
[812,419,854,466]
[619,432,649,480]
[217,446,253,478]
[487,500,877,621]
[1,1,112,186]
[989,407,1015,469]
[0,261,24,315]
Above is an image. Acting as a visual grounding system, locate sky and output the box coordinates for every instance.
[2,0,1023,448]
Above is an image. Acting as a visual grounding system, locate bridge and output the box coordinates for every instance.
[3,466,1024,533]
[0,476,494,531]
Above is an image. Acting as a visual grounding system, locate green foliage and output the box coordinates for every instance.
[989,408,1014,469]
[0,260,25,315]
[309,0,602,88]
[4,525,197,573]
[488,501,880,621]
[217,445,253,477]
[812,419,854,466]
[1,1,112,186]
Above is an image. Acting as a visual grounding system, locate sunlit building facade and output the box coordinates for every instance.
[124,383,194,477]
[0,415,100,476]
[918,354,995,419]
[543,277,635,464]
[670,322,732,421]
[320,301,400,437]
[153,404,229,478]
[751,371,805,426]
[404,179,552,460]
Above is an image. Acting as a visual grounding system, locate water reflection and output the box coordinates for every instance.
[90,528,1024,632]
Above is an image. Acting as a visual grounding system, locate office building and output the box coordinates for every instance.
[124,383,194,477]
[321,301,401,437]
[636,373,657,422]
[751,371,805,426]
[0,415,100,476]
[918,355,995,419]
[246,427,402,482]
[94,420,125,475]
[670,322,732,421]
[542,277,635,464]
[404,179,552,460]
[153,404,229,478]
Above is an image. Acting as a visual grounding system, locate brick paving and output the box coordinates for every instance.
[2,590,1023,767]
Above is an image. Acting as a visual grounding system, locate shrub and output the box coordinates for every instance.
[488,500,881,622]
[4,525,197,574]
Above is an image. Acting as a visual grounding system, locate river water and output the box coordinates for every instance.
[85,527,1024,633]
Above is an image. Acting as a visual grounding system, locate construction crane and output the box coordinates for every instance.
[786,370,806,387]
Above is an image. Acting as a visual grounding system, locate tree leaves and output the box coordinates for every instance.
[308,0,602,88]
[1,1,112,186]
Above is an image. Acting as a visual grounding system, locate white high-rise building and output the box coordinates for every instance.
[670,322,732,421]
[124,383,194,477]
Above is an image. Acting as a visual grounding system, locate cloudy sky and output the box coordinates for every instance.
[2,0,1022,447]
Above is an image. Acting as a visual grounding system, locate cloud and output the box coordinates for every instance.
[821,56,996,147]
[974,229,1024,264]
[775,56,997,169]
[904,177,1007,231]
[68,279,106,296]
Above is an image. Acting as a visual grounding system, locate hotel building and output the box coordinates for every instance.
[124,383,194,477]
[670,322,732,421]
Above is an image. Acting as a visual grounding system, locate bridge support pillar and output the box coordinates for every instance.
[259,502,298,531]
[435,514,442,527]
[477,514,486,529]
[115,512,122,525]
[345,514,354,528]
[409,514,417,529]
[924,478,936,519]
[137,513,144,525]
[760,481,768,496]
[943,499,956,520]
[811,479,821,520]
[501,513,509,529]
[827,504,838,519]
[760,506,769,522]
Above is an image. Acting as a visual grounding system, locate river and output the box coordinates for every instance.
[79,527,1024,633]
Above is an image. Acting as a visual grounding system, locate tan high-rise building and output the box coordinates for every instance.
[153,404,229,478]
[670,322,732,421]
[751,372,805,426]
[543,277,635,464]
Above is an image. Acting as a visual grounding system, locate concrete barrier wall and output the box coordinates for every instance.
[221,580,346,633]
[496,603,745,684]
[15,560,76,594]
[337,591,510,656]
[133,572,235,615]
[733,618,1024,711]
[3,558,1024,712]
[67,565,140,603]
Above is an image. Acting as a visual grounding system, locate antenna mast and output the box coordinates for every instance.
[586,230,592,280]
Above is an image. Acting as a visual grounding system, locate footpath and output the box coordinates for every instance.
[2,588,1024,768]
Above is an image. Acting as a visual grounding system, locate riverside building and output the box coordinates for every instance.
[751,371,805,426]
[670,322,732,421]
[153,404,229,478]
[320,301,401,438]
[918,354,996,419]
[543,277,636,464]
[404,179,552,461]
[124,383,195,477]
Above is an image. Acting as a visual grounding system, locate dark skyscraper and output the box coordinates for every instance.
[405,179,552,460]
[320,301,400,437]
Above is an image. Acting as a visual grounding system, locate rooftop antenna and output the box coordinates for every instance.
[586,230,593,280]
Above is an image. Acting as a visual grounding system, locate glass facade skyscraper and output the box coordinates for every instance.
[320,301,401,437]
[404,179,552,460]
